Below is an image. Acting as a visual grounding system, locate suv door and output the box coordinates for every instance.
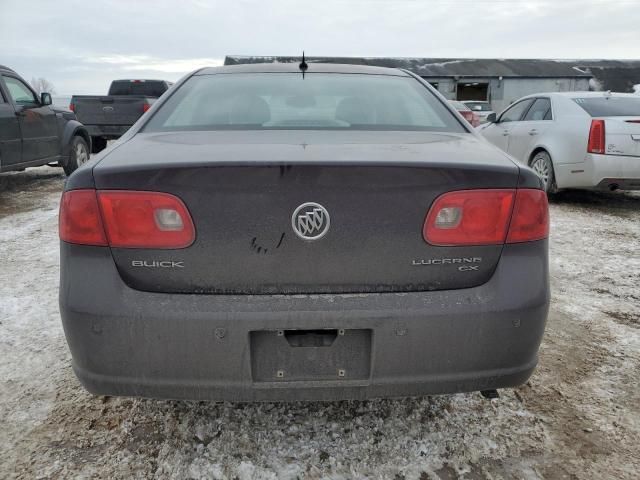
[507,97,553,163]
[480,99,534,154]
[1,75,59,164]
[0,82,22,169]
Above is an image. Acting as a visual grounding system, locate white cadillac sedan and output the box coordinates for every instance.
[478,92,640,193]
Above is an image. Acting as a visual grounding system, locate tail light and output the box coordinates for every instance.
[506,189,549,243]
[59,190,195,249]
[460,111,474,123]
[59,190,107,246]
[142,103,151,113]
[423,189,548,246]
[69,103,75,112]
[587,119,605,154]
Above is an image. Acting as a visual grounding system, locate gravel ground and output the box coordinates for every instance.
[1,166,639,479]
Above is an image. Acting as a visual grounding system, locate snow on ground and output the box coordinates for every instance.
[1,167,639,479]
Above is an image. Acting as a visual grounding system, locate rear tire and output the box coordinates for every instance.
[63,136,90,176]
[530,150,557,195]
[91,137,107,154]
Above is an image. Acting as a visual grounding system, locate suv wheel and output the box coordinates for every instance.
[63,136,90,176]
[530,151,557,194]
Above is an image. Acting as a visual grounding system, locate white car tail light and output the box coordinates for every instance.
[587,119,606,154]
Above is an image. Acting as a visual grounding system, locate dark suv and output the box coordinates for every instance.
[0,65,90,175]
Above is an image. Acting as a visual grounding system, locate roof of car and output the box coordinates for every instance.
[225,56,594,78]
[0,64,16,73]
[196,62,411,76]
[111,79,169,82]
[552,91,640,98]
[525,91,640,99]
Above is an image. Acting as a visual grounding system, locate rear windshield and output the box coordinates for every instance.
[573,97,640,117]
[108,80,168,97]
[143,73,467,132]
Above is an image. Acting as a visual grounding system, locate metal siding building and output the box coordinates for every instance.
[224,56,639,114]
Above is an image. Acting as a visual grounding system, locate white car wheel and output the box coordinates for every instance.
[530,151,556,194]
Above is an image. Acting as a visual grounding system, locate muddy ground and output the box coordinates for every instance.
[1,167,638,479]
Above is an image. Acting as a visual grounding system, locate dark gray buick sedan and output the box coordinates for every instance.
[59,62,549,401]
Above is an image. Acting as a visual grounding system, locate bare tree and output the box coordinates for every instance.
[30,77,56,95]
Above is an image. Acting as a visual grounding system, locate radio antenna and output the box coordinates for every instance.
[299,51,308,79]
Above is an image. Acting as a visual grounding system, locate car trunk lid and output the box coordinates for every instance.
[604,117,640,157]
[93,131,521,295]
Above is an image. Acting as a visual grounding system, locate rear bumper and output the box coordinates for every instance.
[59,241,549,401]
[557,153,640,190]
[84,125,131,139]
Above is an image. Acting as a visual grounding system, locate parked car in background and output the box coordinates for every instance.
[463,101,495,123]
[70,79,172,153]
[478,92,640,193]
[449,100,480,127]
[0,65,90,175]
[59,62,549,402]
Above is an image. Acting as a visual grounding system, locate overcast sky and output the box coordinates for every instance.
[0,0,638,95]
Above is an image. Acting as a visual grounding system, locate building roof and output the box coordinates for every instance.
[224,56,593,78]
[572,61,640,93]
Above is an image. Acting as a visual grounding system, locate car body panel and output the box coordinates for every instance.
[557,153,640,189]
[0,95,22,166]
[604,117,640,158]
[480,119,516,152]
[94,130,517,171]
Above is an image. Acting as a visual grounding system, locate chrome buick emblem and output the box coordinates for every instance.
[291,202,330,240]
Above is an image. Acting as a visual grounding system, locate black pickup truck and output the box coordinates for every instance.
[0,65,90,175]
[70,79,172,153]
